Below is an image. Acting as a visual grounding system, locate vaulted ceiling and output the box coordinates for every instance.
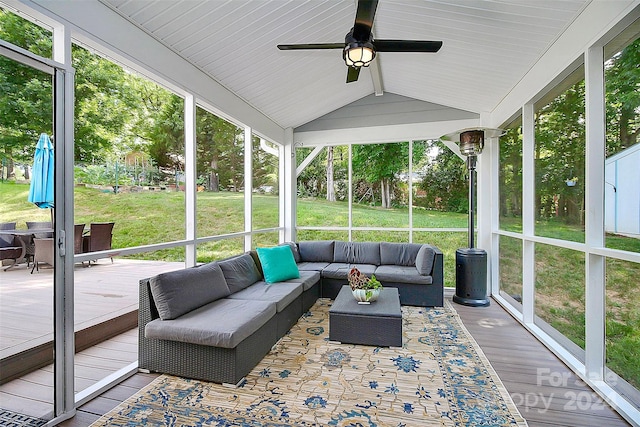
[99,0,590,130]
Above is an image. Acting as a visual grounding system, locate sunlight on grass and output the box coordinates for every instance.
[606,258,640,388]
[535,244,586,349]
[498,235,523,304]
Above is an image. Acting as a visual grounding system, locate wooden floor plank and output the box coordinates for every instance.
[453,298,630,426]
[57,411,100,427]
[0,259,182,359]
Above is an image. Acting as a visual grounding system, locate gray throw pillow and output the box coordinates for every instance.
[218,253,261,293]
[279,242,301,263]
[415,245,436,275]
[298,241,335,262]
[149,262,230,320]
[334,241,381,265]
[380,242,422,266]
[247,250,264,278]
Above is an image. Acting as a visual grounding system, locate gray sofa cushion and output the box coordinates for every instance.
[149,262,230,320]
[227,281,303,312]
[374,265,433,285]
[282,270,321,291]
[279,242,301,263]
[145,298,276,348]
[322,263,377,280]
[333,241,381,265]
[380,242,423,266]
[297,261,330,272]
[219,253,261,293]
[298,240,334,263]
[415,245,436,275]
[247,250,264,278]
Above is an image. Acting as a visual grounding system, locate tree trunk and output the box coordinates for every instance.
[381,178,391,208]
[326,146,335,202]
[209,171,219,192]
[6,158,15,180]
[209,157,219,191]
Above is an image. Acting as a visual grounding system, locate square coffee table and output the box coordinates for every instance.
[329,285,402,347]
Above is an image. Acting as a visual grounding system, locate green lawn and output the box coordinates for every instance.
[1,182,468,285]
[2,181,638,387]
[499,229,640,388]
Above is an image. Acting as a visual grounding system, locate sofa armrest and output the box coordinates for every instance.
[430,246,444,287]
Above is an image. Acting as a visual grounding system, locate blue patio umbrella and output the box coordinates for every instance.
[28,133,54,209]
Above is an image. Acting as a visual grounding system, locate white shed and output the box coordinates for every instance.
[605,143,640,237]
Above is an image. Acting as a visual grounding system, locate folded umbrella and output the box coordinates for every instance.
[28,133,54,209]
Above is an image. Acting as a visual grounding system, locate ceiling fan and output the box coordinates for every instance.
[277,0,443,83]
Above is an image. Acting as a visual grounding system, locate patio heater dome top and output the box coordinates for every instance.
[440,127,505,157]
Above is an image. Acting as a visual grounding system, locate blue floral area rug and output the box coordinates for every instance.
[92,299,527,426]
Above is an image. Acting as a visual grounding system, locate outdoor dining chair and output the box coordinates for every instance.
[74,223,87,266]
[82,222,115,264]
[30,238,54,273]
[0,222,23,271]
[74,223,86,254]
[0,222,16,247]
[25,221,53,266]
[26,221,53,238]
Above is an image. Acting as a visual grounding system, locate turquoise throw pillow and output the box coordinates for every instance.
[256,245,300,284]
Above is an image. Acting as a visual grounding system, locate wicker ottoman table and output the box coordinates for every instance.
[329,285,402,347]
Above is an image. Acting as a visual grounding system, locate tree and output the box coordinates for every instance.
[147,96,184,173]
[352,142,424,208]
[605,38,640,157]
[1,9,164,173]
[326,146,335,202]
[499,126,523,218]
[535,81,585,224]
[73,45,148,163]
[417,140,467,212]
[0,9,53,178]
[194,107,244,192]
[297,146,347,200]
[252,137,278,193]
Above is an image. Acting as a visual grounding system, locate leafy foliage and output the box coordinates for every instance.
[0,8,278,190]
[417,140,467,213]
[297,146,348,200]
[352,142,425,208]
[605,38,640,157]
[0,8,52,177]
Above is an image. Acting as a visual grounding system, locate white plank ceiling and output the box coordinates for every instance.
[100,0,589,129]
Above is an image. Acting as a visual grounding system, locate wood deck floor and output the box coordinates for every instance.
[0,263,633,426]
[0,258,183,421]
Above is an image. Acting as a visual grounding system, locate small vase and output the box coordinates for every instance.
[352,288,381,304]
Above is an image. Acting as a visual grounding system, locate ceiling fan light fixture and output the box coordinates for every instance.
[343,42,375,67]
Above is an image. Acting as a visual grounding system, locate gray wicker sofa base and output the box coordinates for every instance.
[139,280,279,385]
[138,253,318,385]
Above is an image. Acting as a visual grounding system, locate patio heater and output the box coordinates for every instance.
[441,128,502,307]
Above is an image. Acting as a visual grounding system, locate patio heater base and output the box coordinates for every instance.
[453,248,490,307]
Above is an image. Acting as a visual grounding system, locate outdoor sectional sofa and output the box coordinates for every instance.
[291,240,443,307]
[138,240,443,384]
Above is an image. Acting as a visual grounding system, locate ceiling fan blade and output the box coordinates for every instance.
[352,0,378,41]
[277,43,344,50]
[374,40,443,53]
[346,66,361,83]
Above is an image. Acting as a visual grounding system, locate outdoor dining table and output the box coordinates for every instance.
[0,228,55,270]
